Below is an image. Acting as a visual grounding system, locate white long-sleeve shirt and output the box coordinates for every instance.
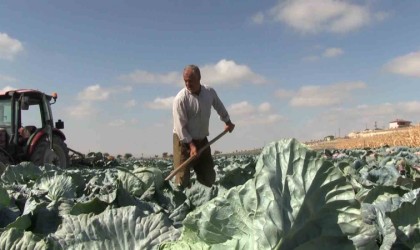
[173,85,230,143]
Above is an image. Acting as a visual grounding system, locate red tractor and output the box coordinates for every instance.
[0,89,70,169]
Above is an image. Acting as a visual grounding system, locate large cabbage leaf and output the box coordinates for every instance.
[49,205,180,249]
[389,193,420,249]
[33,172,76,202]
[117,168,146,197]
[0,228,47,250]
[0,183,23,229]
[132,166,164,190]
[161,139,377,249]
[1,162,62,186]
[362,188,420,249]
[0,185,10,208]
[82,169,119,203]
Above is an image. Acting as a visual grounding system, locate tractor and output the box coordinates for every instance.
[0,89,70,170]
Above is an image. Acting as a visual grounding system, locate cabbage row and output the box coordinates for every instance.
[0,139,419,249]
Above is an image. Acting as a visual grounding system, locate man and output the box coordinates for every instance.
[172,64,235,189]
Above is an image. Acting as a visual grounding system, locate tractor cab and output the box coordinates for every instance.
[0,89,69,168]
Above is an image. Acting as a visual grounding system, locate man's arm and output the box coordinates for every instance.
[211,88,235,133]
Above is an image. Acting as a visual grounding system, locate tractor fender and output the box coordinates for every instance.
[28,129,66,155]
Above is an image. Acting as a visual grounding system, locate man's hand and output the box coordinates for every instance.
[225,120,235,133]
[189,142,198,157]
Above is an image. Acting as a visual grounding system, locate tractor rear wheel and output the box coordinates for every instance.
[30,135,70,168]
[0,151,13,175]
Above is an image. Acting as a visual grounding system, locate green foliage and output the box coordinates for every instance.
[0,140,419,249]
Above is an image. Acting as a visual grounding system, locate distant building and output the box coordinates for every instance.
[347,132,359,138]
[324,135,334,141]
[389,119,411,129]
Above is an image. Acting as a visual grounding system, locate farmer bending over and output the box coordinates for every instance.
[172,64,235,189]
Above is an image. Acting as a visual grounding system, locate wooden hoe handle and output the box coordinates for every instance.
[164,130,229,181]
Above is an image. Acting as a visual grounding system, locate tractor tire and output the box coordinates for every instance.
[30,135,70,168]
[0,150,13,175]
[0,162,7,176]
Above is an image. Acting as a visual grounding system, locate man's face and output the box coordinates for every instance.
[183,68,200,94]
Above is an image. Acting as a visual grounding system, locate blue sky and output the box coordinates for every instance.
[1,0,419,157]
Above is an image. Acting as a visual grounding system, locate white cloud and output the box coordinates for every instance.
[119,59,265,87]
[303,47,344,62]
[0,33,24,60]
[229,101,256,116]
[350,103,395,117]
[70,84,133,120]
[374,11,391,22]
[384,51,420,78]
[145,96,174,110]
[119,70,179,85]
[77,84,111,101]
[265,114,283,123]
[258,102,271,112]
[275,88,295,99]
[263,0,379,34]
[289,81,366,107]
[237,113,284,126]
[121,85,133,92]
[228,101,283,126]
[0,74,17,83]
[201,59,266,85]
[67,102,96,118]
[302,55,320,62]
[323,47,344,57]
[108,119,126,127]
[398,101,420,113]
[252,12,265,24]
[0,86,15,92]
[124,99,137,108]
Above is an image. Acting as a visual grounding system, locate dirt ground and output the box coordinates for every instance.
[306,125,420,150]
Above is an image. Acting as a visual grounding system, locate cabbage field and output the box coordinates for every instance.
[0,139,419,249]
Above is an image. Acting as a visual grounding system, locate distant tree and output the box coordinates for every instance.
[214,150,222,155]
[124,153,133,159]
[162,152,168,158]
[117,154,122,159]
[103,152,110,157]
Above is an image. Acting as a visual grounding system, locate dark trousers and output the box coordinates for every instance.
[173,133,215,188]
